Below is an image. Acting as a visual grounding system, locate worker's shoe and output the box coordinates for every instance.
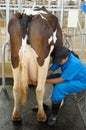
[47,101,61,127]
[32,103,49,111]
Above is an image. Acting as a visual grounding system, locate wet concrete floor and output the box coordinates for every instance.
[0,84,86,130]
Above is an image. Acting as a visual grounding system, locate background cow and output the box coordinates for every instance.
[8,6,63,122]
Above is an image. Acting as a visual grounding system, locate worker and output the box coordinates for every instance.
[32,46,86,127]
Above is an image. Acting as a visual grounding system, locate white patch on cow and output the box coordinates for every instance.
[53,29,57,44]
[36,52,50,119]
[48,36,53,44]
[39,13,47,21]
[12,66,22,114]
[50,45,54,54]
[24,9,47,16]
[19,39,38,81]
[12,66,21,88]
[19,34,54,84]
[21,35,29,54]
[22,35,27,49]
[24,9,47,21]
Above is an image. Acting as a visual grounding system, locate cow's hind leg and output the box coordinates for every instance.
[36,56,50,122]
[12,66,22,121]
[21,63,28,107]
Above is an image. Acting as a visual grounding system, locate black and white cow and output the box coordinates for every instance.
[8,6,63,122]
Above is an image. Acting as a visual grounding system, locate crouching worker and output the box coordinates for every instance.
[32,46,86,127]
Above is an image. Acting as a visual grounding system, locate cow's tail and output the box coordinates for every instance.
[21,14,33,38]
[56,22,63,46]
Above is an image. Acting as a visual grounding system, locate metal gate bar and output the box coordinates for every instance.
[1,42,9,93]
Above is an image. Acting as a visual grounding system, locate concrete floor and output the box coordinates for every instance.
[0,84,86,130]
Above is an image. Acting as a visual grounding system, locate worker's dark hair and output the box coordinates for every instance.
[51,46,79,64]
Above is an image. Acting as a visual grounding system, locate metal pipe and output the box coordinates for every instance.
[84,13,86,34]
[72,28,76,50]
[48,0,50,7]
[80,34,85,59]
[5,0,9,42]
[0,28,2,60]
[78,19,83,35]
[2,42,9,90]
[60,0,64,28]
[18,0,22,12]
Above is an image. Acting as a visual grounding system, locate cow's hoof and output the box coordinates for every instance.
[37,112,47,122]
[12,112,21,122]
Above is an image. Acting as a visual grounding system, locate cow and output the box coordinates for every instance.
[8,6,63,122]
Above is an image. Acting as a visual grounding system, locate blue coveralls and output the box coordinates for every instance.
[48,52,86,102]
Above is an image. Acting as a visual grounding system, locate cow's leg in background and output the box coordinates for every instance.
[36,55,51,122]
[12,64,22,121]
